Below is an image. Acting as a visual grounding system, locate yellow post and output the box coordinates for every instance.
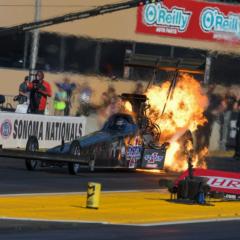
[86,182,101,209]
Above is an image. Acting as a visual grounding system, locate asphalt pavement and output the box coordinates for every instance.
[0,158,177,194]
[0,157,239,240]
[0,220,239,240]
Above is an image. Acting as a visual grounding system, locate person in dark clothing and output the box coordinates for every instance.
[234,101,240,159]
[195,92,223,152]
[17,76,30,104]
[28,71,52,114]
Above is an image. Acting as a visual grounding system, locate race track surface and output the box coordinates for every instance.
[0,157,239,240]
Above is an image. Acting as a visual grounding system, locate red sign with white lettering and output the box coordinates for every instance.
[136,0,240,44]
[177,168,240,195]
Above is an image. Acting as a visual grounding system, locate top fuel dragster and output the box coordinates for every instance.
[0,93,168,175]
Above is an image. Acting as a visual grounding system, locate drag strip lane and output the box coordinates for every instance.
[0,158,178,194]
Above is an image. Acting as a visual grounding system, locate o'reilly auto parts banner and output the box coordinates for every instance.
[0,112,86,149]
[136,0,240,44]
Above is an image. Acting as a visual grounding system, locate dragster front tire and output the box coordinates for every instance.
[25,136,39,171]
[68,140,81,175]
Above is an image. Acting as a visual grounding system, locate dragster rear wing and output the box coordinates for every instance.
[124,53,205,74]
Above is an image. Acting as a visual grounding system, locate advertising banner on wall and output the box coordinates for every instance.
[136,0,240,44]
[0,112,86,149]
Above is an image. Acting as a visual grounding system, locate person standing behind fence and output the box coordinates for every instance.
[234,101,240,159]
[28,71,52,114]
[220,95,236,150]
[18,76,30,104]
[133,82,144,95]
[54,84,67,116]
[56,78,76,116]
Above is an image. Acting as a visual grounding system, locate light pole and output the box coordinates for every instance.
[29,0,41,81]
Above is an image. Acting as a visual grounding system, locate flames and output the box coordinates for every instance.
[146,74,208,142]
[124,101,133,112]
[146,73,209,171]
[123,73,209,172]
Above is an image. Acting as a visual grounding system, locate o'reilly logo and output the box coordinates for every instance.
[200,7,240,37]
[143,3,192,32]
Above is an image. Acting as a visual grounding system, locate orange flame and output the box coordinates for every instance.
[124,101,133,112]
[146,74,209,172]
[146,74,208,141]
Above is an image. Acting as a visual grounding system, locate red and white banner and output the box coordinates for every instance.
[177,168,240,195]
[136,0,240,44]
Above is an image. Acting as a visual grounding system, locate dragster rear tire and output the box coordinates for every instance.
[25,136,39,171]
[68,140,81,175]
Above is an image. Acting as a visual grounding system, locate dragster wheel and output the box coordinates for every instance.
[68,140,81,175]
[25,136,39,171]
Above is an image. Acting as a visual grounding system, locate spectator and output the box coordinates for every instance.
[54,84,67,116]
[207,95,226,151]
[56,77,76,116]
[28,71,52,114]
[77,82,93,116]
[98,86,118,127]
[108,95,121,116]
[17,76,30,104]
[234,100,240,159]
[101,92,110,108]
[195,88,222,152]
[133,82,144,95]
[220,94,237,150]
[100,85,117,108]
[107,85,117,102]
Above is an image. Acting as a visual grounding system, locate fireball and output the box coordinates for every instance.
[146,73,209,171]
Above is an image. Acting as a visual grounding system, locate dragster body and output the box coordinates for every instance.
[47,113,137,155]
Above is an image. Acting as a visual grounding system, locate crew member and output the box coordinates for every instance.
[28,71,52,114]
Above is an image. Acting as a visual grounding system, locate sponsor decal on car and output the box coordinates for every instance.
[142,149,165,169]
[144,152,164,163]
[126,146,142,161]
[126,145,142,168]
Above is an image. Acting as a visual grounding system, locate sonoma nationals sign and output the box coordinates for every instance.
[136,0,240,44]
[0,112,86,149]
